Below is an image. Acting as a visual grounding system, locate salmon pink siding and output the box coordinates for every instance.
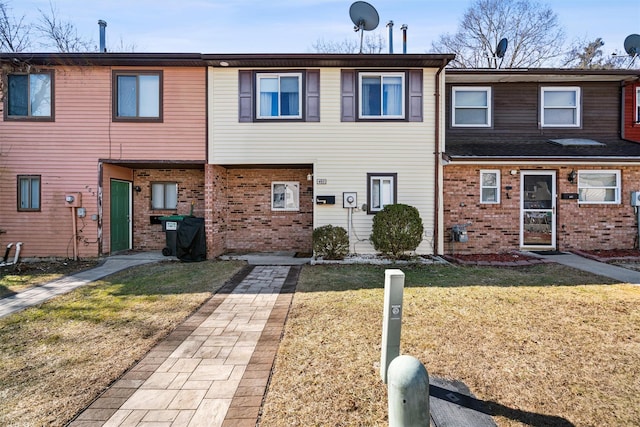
[0,65,206,258]
[624,83,640,143]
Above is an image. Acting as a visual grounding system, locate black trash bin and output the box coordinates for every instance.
[160,215,188,256]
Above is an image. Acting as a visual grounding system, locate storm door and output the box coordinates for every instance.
[110,179,132,253]
[520,171,556,249]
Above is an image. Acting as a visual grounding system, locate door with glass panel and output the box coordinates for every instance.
[520,171,556,249]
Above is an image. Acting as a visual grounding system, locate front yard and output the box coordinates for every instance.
[260,263,640,427]
[0,260,638,426]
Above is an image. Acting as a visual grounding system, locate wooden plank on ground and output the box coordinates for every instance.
[429,376,497,427]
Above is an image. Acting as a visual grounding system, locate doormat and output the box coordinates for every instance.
[531,250,565,255]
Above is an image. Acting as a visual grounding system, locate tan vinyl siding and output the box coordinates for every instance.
[0,66,206,258]
[208,67,438,254]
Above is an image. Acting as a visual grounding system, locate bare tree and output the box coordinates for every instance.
[562,37,627,69]
[312,32,386,54]
[0,0,31,52]
[35,1,92,52]
[431,0,565,68]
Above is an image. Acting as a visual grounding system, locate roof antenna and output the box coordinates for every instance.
[350,1,380,54]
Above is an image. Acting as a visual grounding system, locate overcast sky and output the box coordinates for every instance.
[6,0,640,57]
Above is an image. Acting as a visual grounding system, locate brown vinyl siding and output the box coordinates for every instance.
[446,81,621,138]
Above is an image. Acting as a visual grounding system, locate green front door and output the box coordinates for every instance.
[110,180,131,253]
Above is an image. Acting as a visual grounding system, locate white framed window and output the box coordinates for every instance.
[256,73,302,119]
[151,182,178,210]
[272,182,299,211]
[541,86,581,127]
[359,72,405,119]
[636,87,640,123]
[367,173,397,213]
[577,170,620,204]
[480,170,500,204]
[452,87,491,127]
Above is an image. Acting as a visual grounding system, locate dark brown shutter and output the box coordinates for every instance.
[306,70,320,122]
[341,70,356,122]
[238,70,253,122]
[408,70,423,122]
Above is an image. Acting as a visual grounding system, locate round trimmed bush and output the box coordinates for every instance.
[312,225,349,260]
[370,204,424,260]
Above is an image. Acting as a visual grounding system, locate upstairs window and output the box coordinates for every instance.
[6,72,53,120]
[480,170,500,203]
[271,182,300,211]
[636,87,640,123]
[257,73,302,119]
[113,71,162,121]
[18,175,41,211]
[367,173,397,213]
[151,182,178,210]
[578,171,620,204]
[541,87,580,127]
[359,73,405,119]
[452,87,491,127]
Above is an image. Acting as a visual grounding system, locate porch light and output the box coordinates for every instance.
[568,170,577,184]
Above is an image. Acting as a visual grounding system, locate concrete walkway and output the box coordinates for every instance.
[527,251,640,284]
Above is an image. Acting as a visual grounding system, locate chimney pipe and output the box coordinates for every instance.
[386,21,394,54]
[401,24,408,54]
[98,20,107,53]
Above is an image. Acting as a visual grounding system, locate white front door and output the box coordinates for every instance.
[520,171,556,249]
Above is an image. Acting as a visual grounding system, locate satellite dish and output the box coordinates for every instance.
[349,1,380,53]
[496,38,508,58]
[623,34,640,56]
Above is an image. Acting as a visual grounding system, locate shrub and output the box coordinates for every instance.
[370,204,424,260]
[313,225,349,260]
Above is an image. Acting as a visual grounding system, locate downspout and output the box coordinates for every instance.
[433,59,447,255]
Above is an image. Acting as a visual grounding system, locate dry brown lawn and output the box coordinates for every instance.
[261,263,640,427]
[0,260,245,426]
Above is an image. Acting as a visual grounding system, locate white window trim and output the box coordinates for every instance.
[368,174,396,213]
[271,181,300,211]
[358,72,406,119]
[636,87,640,123]
[577,170,620,205]
[480,169,500,204]
[256,72,303,119]
[540,86,581,128]
[452,86,492,127]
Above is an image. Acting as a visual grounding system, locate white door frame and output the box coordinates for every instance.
[520,171,556,249]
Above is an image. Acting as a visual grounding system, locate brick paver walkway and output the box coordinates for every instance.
[69,264,300,427]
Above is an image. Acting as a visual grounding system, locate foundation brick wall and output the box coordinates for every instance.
[444,165,640,255]
[132,168,205,251]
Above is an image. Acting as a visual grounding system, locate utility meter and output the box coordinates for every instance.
[631,191,640,207]
[343,192,357,208]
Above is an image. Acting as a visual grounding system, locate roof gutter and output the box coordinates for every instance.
[433,59,448,255]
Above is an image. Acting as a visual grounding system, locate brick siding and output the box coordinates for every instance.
[132,168,205,251]
[204,166,313,258]
[444,165,640,254]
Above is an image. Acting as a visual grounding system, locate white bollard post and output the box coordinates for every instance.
[380,269,404,384]
[387,355,430,427]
